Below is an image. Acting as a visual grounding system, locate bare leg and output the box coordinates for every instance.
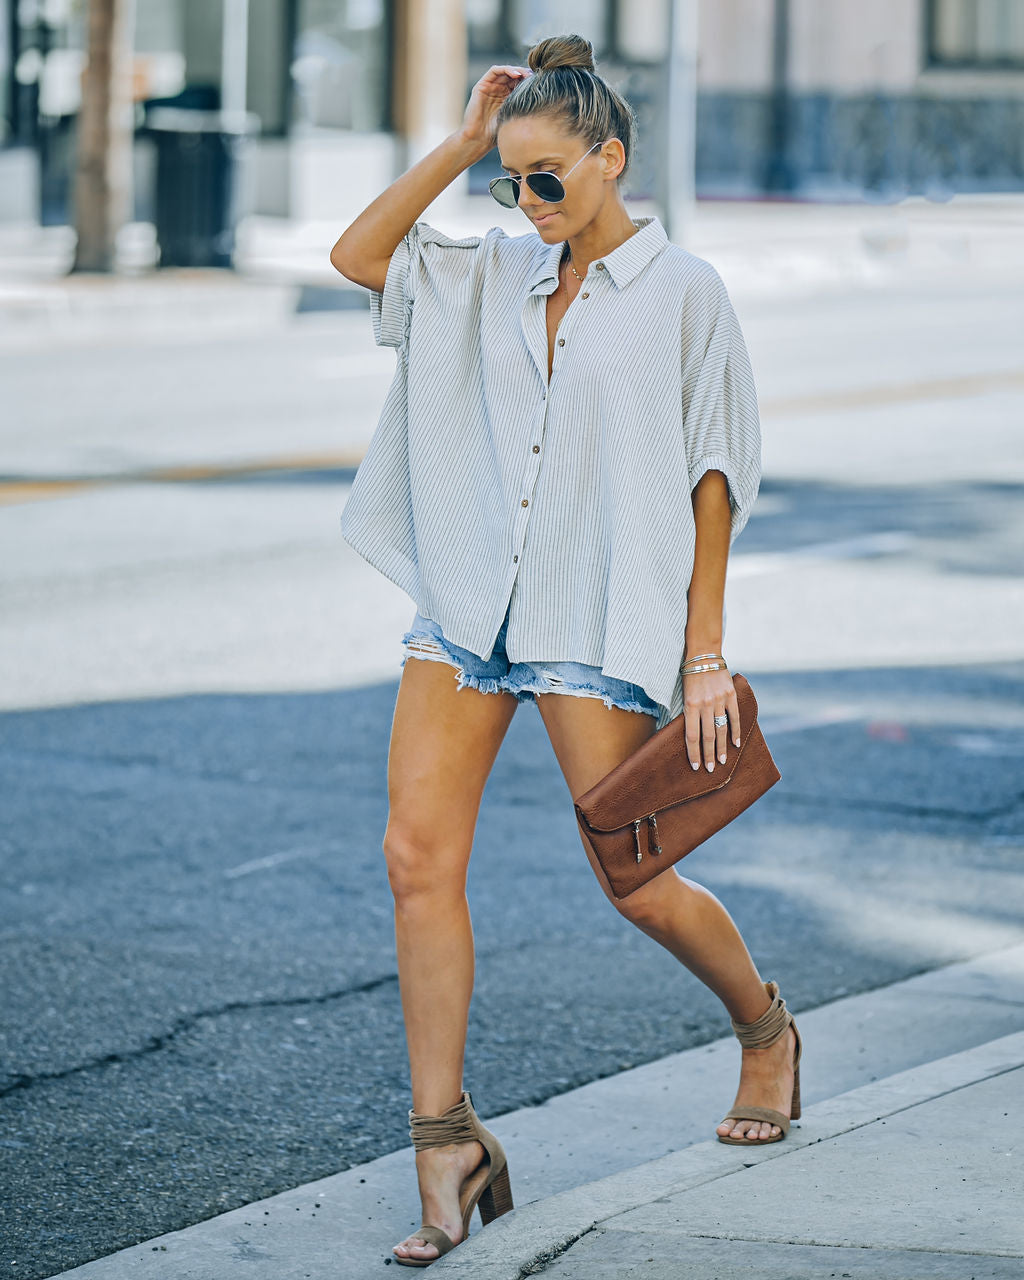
[535,692,797,1143]
[384,651,519,1263]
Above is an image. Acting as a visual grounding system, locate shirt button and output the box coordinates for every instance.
[595,262,605,270]
[532,444,540,452]
[513,554,519,562]
[557,338,565,346]
[581,291,589,298]
[521,498,529,507]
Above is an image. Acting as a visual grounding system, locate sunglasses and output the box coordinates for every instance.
[488,139,614,209]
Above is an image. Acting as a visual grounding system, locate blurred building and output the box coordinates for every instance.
[0,0,1022,226]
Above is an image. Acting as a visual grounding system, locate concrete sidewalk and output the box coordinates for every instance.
[49,941,1024,1278]
[437,1035,1023,1279]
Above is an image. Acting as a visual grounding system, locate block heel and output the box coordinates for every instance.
[477,1160,514,1224]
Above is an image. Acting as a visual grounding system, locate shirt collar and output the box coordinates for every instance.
[527,215,668,294]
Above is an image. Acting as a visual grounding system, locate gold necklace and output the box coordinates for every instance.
[561,247,583,301]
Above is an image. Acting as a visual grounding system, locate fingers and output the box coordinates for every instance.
[702,710,717,774]
[714,705,729,765]
[683,671,739,772]
[685,706,701,771]
[486,64,532,84]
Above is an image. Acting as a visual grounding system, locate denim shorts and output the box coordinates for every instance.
[400,601,660,717]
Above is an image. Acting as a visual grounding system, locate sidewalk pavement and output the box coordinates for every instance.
[2,190,1024,337]
[50,941,1024,1279]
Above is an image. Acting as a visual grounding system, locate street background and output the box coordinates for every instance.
[2,1,1024,1277]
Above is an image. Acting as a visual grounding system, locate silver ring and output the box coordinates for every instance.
[714,714,728,727]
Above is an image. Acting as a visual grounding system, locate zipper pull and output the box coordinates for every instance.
[648,812,662,855]
[633,817,643,862]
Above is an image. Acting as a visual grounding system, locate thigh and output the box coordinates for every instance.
[386,630,520,875]
[533,688,660,905]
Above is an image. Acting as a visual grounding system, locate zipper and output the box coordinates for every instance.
[634,813,663,862]
[647,812,662,855]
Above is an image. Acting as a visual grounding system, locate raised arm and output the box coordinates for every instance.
[329,65,531,293]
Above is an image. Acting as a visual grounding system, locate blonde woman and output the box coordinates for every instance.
[330,32,801,1269]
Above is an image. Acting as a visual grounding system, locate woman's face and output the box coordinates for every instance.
[495,116,618,238]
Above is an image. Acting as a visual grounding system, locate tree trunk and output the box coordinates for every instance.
[71,0,137,273]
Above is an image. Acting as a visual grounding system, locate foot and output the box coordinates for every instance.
[392,1139,486,1264]
[716,1023,797,1141]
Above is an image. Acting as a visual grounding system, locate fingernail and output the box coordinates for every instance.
[706,761,714,772]
[719,753,727,764]
[734,737,741,747]
[691,761,699,771]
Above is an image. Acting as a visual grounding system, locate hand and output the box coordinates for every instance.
[682,668,741,773]
[457,65,533,151]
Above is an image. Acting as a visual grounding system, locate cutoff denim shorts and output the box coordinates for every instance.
[400,600,661,717]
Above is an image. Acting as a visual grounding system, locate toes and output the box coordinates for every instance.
[393,1237,439,1261]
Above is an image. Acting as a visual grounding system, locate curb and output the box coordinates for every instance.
[430,1031,1024,1276]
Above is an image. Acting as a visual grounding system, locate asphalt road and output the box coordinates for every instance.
[2,242,1023,1278]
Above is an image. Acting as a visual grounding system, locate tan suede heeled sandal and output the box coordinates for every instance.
[717,978,802,1145]
[393,1089,514,1267]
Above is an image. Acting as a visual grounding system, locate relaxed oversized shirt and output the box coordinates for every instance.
[339,213,762,731]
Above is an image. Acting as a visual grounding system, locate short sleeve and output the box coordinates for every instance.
[369,220,486,350]
[679,266,762,541]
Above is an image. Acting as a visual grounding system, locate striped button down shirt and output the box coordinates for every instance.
[340,213,762,731]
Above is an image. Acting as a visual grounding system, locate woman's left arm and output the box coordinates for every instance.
[683,468,741,774]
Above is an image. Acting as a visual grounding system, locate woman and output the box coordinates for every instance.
[330,32,801,1269]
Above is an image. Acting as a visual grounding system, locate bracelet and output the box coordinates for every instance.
[682,652,724,664]
[682,660,728,675]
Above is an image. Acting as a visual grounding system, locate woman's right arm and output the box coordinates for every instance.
[329,64,531,294]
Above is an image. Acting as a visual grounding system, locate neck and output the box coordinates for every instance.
[565,202,639,274]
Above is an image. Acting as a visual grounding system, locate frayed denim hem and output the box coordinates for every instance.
[453,670,508,696]
[508,673,659,717]
[400,633,521,698]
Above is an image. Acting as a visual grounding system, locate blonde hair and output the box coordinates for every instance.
[495,33,637,180]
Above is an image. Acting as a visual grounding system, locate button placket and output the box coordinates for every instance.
[511,394,549,565]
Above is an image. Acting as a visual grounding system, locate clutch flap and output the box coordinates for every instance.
[573,673,760,834]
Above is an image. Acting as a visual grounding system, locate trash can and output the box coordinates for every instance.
[143,106,260,268]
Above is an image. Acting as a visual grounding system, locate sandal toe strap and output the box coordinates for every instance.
[406,1224,456,1256]
[719,1105,790,1134]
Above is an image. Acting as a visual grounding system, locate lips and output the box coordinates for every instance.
[534,213,559,226]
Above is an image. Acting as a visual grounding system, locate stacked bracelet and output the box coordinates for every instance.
[681,652,728,675]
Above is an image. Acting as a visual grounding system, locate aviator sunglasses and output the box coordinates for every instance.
[488,139,615,208]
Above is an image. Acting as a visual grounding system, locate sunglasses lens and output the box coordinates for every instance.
[528,173,565,203]
[489,176,519,208]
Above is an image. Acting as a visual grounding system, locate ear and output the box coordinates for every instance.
[601,138,626,182]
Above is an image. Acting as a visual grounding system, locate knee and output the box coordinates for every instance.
[382,826,466,907]
[611,871,683,934]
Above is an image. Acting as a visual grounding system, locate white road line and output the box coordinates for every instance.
[759,706,864,734]
[730,530,914,578]
[223,844,334,880]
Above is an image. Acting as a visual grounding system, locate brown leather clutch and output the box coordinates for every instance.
[572,673,781,898]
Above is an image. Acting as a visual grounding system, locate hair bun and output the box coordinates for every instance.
[527,33,595,74]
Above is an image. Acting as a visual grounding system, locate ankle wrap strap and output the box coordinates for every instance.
[730,979,792,1049]
[408,1090,478,1151]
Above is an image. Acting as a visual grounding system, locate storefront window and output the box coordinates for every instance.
[292,0,390,131]
[927,0,1024,68]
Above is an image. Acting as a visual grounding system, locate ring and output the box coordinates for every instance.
[714,714,728,727]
